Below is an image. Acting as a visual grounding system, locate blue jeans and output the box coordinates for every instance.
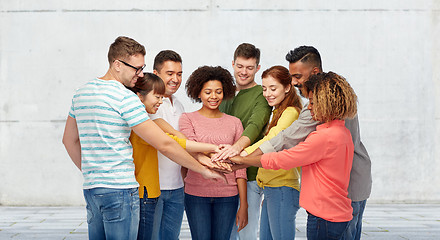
[83,187,140,240]
[137,187,158,240]
[306,213,349,240]
[185,193,239,240]
[260,186,300,240]
[151,187,184,240]
[341,200,367,240]
[230,180,263,240]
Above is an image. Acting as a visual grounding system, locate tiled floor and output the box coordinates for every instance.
[0,204,439,239]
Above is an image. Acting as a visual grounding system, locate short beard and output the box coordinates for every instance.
[294,84,306,98]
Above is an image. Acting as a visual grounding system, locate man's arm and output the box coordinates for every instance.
[62,116,81,170]
[154,118,187,140]
[259,104,318,154]
[133,119,226,182]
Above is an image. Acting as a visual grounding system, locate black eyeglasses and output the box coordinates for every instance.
[118,60,146,75]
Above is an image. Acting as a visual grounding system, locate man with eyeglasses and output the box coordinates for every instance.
[62,36,225,240]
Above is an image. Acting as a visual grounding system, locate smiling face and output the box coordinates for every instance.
[232,57,260,90]
[289,61,318,97]
[118,54,145,87]
[262,75,290,107]
[138,91,163,114]
[198,80,224,111]
[154,60,182,97]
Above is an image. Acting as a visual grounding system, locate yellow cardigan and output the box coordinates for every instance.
[130,132,186,198]
[244,107,301,191]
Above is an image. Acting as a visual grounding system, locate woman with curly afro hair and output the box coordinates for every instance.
[179,66,248,240]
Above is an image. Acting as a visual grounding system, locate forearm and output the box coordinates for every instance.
[237,178,248,207]
[154,118,187,139]
[185,140,217,153]
[158,140,207,174]
[242,155,263,167]
[233,136,251,152]
[62,116,81,170]
[63,140,81,170]
[134,120,206,174]
[265,109,318,153]
[230,155,263,167]
[248,147,263,157]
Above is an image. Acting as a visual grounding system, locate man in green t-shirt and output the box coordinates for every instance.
[216,43,272,240]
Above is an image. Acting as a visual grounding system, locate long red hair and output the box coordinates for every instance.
[263,66,302,132]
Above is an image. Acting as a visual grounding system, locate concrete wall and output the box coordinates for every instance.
[1,0,439,205]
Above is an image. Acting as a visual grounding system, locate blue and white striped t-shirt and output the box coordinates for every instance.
[69,78,149,189]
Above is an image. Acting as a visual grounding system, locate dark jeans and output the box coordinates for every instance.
[341,200,367,240]
[185,193,239,240]
[137,187,159,240]
[306,213,349,240]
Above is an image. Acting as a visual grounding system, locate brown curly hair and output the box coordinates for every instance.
[185,66,236,103]
[305,72,357,122]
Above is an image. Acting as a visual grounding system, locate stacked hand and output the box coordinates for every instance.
[198,154,233,173]
[211,144,242,162]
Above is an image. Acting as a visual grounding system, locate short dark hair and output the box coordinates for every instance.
[185,66,236,103]
[153,50,182,72]
[107,36,145,64]
[285,46,322,71]
[126,72,165,96]
[233,43,261,65]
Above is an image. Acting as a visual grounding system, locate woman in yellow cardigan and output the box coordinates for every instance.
[128,73,225,240]
[241,66,302,240]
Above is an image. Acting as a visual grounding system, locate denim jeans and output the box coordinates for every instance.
[137,187,159,240]
[230,180,263,240]
[306,213,349,240]
[341,200,367,240]
[83,187,140,240]
[185,193,239,240]
[151,187,184,240]
[259,186,300,240]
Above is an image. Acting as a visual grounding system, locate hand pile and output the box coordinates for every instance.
[199,144,247,174]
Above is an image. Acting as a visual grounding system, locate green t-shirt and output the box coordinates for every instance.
[220,85,272,181]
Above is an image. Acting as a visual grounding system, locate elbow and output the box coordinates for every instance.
[62,135,69,147]
[155,138,176,155]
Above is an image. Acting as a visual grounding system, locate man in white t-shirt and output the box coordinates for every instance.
[149,50,187,240]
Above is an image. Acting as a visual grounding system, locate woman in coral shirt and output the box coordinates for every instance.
[230,72,358,240]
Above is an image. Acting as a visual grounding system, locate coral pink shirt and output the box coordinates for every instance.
[261,120,353,222]
[179,111,247,197]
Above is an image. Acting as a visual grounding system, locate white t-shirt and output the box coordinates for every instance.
[149,95,185,190]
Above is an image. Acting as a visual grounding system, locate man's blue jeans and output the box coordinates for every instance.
[151,187,184,240]
[260,186,300,240]
[185,193,239,240]
[230,180,263,240]
[83,187,140,240]
[341,199,367,240]
[137,187,159,240]
[306,213,349,240]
